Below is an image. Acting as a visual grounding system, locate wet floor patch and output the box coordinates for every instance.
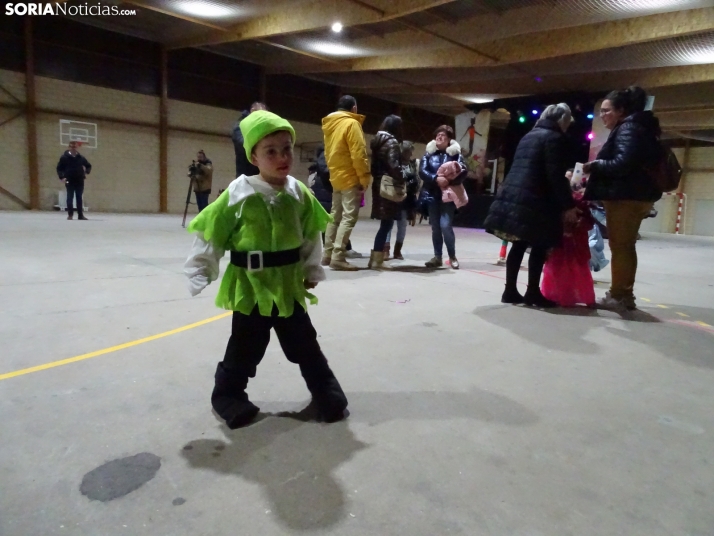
[80,452,161,502]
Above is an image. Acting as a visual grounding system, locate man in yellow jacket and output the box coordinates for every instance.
[321,95,372,271]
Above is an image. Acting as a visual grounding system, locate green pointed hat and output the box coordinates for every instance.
[240,110,296,159]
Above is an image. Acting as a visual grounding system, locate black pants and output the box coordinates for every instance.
[66,180,85,216]
[223,303,332,380]
[506,240,548,292]
[195,190,210,212]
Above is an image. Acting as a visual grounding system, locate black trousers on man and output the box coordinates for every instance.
[213,302,348,427]
[66,179,85,217]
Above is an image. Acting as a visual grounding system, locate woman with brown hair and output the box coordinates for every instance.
[418,125,467,269]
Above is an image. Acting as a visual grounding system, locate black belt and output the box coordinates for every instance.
[230,247,301,271]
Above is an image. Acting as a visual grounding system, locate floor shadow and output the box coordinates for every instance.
[388,265,439,274]
[182,417,365,531]
[181,388,538,531]
[605,304,714,369]
[603,320,714,369]
[540,306,662,323]
[473,304,609,354]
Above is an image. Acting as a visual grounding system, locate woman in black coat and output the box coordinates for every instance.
[484,103,579,307]
[418,125,467,269]
[368,115,404,269]
[583,86,662,311]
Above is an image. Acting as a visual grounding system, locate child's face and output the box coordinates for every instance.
[251,131,293,184]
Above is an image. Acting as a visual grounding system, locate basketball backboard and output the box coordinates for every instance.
[60,119,98,148]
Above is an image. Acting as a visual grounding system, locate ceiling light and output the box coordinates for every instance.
[456,95,494,104]
[305,41,363,57]
[175,1,236,18]
[682,49,714,64]
[331,22,343,33]
[615,0,686,12]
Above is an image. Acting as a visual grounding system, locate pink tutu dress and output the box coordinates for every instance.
[541,195,596,307]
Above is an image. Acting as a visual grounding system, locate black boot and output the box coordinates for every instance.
[300,363,348,423]
[522,245,556,307]
[524,287,557,308]
[211,363,260,429]
[501,284,524,304]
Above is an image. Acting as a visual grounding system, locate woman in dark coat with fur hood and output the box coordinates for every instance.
[369,115,404,269]
[484,103,579,307]
[419,125,467,269]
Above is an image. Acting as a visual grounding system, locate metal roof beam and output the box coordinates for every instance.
[339,7,714,72]
[341,64,714,95]
[166,0,457,50]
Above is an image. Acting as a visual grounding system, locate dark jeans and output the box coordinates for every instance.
[505,240,548,292]
[373,218,394,251]
[428,201,456,258]
[66,180,84,216]
[223,303,336,384]
[195,190,210,212]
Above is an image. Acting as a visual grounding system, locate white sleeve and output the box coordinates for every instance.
[301,233,326,283]
[184,232,225,296]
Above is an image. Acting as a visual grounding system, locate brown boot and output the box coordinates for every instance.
[67,213,73,220]
[329,259,359,271]
[383,242,391,260]
[321,256,332,266]
[368,250,391,270]
[393,241,404,260]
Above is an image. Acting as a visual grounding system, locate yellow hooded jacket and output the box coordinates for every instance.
[321,111,372,191]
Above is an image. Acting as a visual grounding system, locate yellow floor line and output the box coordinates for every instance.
[641,298,651,302]
[0,312,232,382]
[657,304,669,309]
[696,321,713,328]
[676,312,690,318]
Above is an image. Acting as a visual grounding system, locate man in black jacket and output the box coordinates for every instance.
[56,141,91,220]
[232,101,267,178]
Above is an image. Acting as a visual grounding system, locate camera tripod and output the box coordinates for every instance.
[182,177,195,228]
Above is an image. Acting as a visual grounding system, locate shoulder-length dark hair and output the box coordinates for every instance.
[379,114,403,141]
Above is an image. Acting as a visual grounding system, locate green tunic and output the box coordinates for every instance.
[188,176,331,317]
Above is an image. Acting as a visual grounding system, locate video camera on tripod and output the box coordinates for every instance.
[182,160,200,228]
[187,160,200,179]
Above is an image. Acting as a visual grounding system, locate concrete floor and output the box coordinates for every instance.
[1,210,713,536]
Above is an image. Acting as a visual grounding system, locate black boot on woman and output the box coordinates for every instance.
[501,284,524,304]
[523,245,557,308]
[523,288,557,308]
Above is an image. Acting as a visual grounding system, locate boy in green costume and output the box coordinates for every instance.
[185,110,348,428]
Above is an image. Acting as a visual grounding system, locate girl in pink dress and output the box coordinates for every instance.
[540,172,596,307]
